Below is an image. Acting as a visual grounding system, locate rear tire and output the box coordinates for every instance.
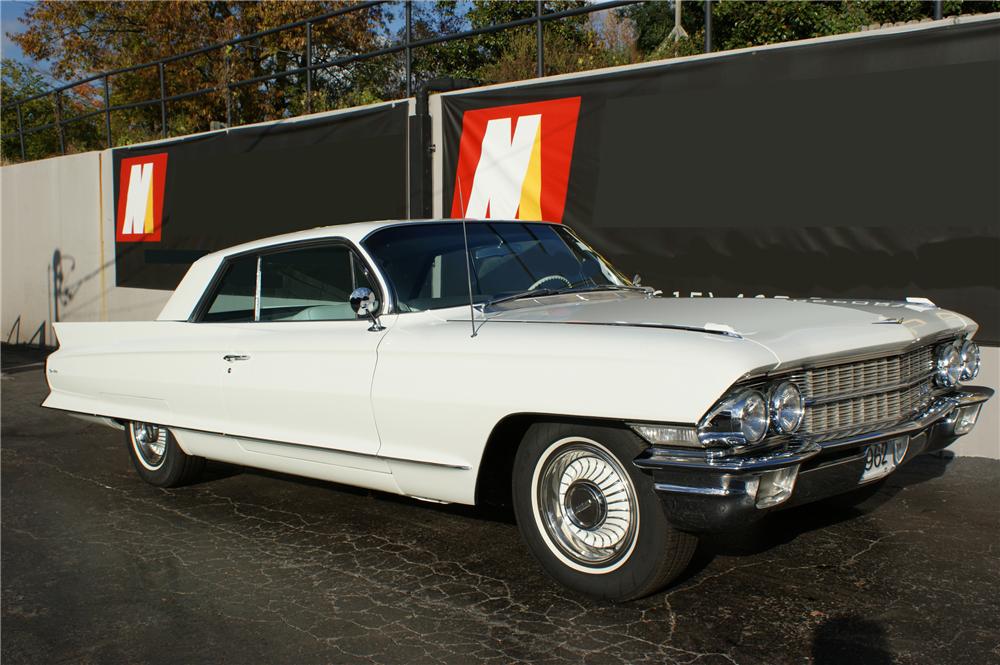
[512,421,697,601]
[125,421,204,487]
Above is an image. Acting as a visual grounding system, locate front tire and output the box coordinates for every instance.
[125,421,204,487]
[512,421,697,601]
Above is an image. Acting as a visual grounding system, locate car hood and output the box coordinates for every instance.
[479,294,975,369]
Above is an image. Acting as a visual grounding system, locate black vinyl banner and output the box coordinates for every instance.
[443,20,1000,344]
[113,102,408,290]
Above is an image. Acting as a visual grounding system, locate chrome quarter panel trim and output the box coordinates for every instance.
[654,482,748,497]
[635,442,822,472]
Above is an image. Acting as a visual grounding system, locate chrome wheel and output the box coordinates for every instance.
[130,422,167,470]
[532,438,639,572]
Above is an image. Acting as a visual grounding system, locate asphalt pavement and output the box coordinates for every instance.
[2,345,998,665]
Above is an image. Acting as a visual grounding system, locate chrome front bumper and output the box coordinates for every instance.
[633,386,994,532]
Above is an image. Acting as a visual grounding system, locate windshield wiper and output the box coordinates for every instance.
[566,284,646,294]
[482,283,646,309]
[482,288,562,309]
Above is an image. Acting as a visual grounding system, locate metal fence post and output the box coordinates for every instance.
[536,0,544,78]
[103,75,113,148]
[405,1,413,97]
[54,91,65,154]
[704,0,713,53]
[16,103,26,160]
[158,62,167,137]
[306,21,313,114]
[224,50,233,126]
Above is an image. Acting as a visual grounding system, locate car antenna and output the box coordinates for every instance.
[458,176,477,338]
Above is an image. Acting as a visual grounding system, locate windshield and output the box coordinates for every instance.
[362,222,630,312]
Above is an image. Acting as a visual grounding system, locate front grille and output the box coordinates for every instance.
[787,345,936,440]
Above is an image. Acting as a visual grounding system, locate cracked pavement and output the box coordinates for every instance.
[2,353,999,664]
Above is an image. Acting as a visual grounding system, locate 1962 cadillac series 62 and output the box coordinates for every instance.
[44,219,992,600]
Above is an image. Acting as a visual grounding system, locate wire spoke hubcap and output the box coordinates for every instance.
[536,441,638,569]
[131,422,167,468]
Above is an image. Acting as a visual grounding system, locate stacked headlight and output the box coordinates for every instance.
[698,390,769,445]
[935,344,962,387]
[958,340,981,381]
[699,381,804,447]
[936,338,979,387]
[769,382,805,434]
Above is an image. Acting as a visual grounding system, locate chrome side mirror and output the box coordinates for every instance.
[349,287,385,332]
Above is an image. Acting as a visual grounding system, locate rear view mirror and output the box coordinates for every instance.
[350,287,385,332]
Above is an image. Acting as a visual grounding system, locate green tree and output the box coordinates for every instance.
[626,0,1000,61]
[1,59,103,162]
[410,1,612,86]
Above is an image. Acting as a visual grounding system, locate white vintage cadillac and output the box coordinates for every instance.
[44,219,992,600]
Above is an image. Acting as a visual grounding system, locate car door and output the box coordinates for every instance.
[217,242,390,456]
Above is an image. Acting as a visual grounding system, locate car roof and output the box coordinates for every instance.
[208,218,561,259]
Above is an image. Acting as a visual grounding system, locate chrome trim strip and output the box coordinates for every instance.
[41,407,471,470]
[179,427,473,470]
[797,452,866,473]
[653,482,746,497]
[465,318,743,338]
[253,255,262,322]
[636,443,821,472]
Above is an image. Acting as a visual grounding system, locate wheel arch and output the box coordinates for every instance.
[474,413,637,508]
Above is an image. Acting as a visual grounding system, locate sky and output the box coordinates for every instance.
[2,0,57,80]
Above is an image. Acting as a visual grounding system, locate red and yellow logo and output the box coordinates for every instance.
[116,153,168,242]
[451,97,580,222]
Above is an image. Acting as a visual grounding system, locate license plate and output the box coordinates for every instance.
[860,438,906,484]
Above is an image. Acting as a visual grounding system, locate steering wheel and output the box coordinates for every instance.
[529,274,572,290]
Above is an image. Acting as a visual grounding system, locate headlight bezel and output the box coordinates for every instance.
[698,388,770,447]
[698,380,804,448]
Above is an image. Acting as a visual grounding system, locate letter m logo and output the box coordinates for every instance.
[116,153,168,242]
[451,97,580,222]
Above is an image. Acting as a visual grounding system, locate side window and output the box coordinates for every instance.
[202,255,257,322]
[258,245,375,322]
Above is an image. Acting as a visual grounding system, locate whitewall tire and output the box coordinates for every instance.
[125,422,204,487]
[512,421,697,601]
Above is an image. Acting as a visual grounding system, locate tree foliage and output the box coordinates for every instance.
[6,1,390,146]
[1,59,104,162]
[626,0,1000,61]
[408,1,614,85]
[4,0,1000,162]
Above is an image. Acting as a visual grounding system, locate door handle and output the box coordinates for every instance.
[223,354,250,362]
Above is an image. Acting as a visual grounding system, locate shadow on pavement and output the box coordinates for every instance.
[812,615,893,665]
